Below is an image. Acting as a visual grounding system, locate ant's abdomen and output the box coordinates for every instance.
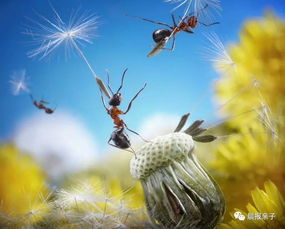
[152,29,172,43]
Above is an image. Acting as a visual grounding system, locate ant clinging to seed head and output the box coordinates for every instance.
[127,4,219,57]
[99,68,147,154]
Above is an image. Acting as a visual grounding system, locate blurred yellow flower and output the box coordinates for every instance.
[210,12,285,222]
[211,122,280,179]
[215,13,285,127]
[209,121,284,220]
[219,181,285,229]
[0,144,49,227]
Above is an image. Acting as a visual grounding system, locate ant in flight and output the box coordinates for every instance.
[127,4,219,57]
[29,94,56,114]
[99,68,147,154]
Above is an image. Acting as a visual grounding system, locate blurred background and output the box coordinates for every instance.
[0,0,285,228]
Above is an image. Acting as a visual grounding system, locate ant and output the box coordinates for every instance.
[99,68,147,154]
[127,4,219,57]
[30,94,56,114]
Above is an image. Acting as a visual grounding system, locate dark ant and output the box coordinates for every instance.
[126,4,219,57]
[30,94,56,114]
[99,68,147,154]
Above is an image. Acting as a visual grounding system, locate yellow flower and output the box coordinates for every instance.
[0,144,49,227]
[211,122,280,179]
[215,13,285,128]
[219,181,285,229]
[210,121,284,221]
[209,13,285,222]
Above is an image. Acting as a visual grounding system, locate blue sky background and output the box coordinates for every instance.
[0,0,284,151]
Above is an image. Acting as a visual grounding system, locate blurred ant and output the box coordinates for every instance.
[30,94,56,114]
[127,4,219,57]
[99,68,147,154]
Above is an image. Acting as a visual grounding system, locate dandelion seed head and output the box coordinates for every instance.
[130,116,224,228]
[130,132,194,179]
[24,6,99,60]
[9,69,30,95]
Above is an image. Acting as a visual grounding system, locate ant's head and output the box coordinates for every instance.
[106,68,128,106]
[152,29,172,43]
[109,93,122,106]
[187,16,198,28]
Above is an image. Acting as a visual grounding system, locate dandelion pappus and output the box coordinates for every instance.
[98,68,147,154]
[126,4,219,57]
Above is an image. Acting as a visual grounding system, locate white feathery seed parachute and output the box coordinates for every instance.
[203,32,236,73]
[51,182,138,228]
[9,70,30,95]
[165,0,221,20]
[24,4,111,98]
[25,7,98,60]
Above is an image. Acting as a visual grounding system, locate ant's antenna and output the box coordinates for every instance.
[106,70,114,95]
[117,68,128,93]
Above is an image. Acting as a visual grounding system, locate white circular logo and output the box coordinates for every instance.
[234,211,245,221]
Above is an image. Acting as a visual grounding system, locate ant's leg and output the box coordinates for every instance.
[126,14,174,29]
[124,83,147,114]
[40,99,49,104]
[100,89,109,112]
[108,137,136,155]
[162,36,176,51]
[129,146,137,157]
[108,136,118,148]
[124,123,149,143]
[106,70,114,95]
[199,21,220,27]
[171,14,178,27]
[116,68,128,93]
[172,14,188,27]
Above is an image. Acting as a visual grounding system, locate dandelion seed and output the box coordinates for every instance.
[204,32,236,73]
[250,78,280,142]
[165,0,221,19]
[256,102,279,141]
[25,6,98,61]
[55,183,107,211]
[9,69,30,95]
[24,5,111,98]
